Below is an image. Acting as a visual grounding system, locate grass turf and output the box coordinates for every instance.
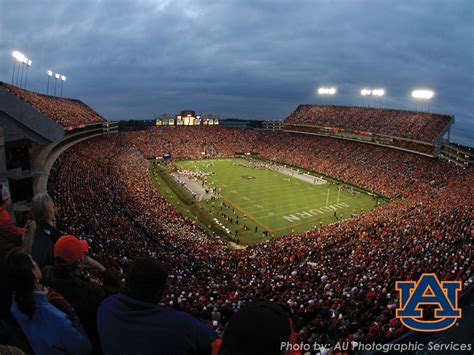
[150,158,381,246]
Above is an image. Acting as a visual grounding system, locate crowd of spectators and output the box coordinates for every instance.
[0,82,106,127]
[36,126,471,352]
[284,124,436,155]
[284,105,452,143]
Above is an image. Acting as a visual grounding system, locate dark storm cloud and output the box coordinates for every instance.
[0,0,472,144]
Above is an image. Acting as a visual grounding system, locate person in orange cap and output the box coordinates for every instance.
[42,235,121,353]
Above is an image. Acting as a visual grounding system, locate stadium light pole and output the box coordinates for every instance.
[361,88,385,108]
[318,87,337,105]
[47,70,53,95]
[20,57,27,88]
[60,75,66,97]
[361,89,371,107]
[54,73,60,96]
[11,52,20,84]
[12,51,25,86]
[411,89,434,112]
[23,59,32,89]
[372,89,385,108]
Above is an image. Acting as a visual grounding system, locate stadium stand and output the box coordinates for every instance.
[284,105,452,143]
[283,105,454,157]
[0,83,116,228]
[0,82,106,128]
[39,127,471,351]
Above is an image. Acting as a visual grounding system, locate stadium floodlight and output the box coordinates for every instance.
[412,89,434,112]
[318,87,336,105]
[23,58,33,90]
[61,75,66,81]
[12,50,25,62]
[361,89,371,96]
[12,51,27,86]
[19,55,31,88]
[53,73,60,96]
[372,89,385,97]
[318,87,336,95]
[412,89,434,99]
[46,71,53,95]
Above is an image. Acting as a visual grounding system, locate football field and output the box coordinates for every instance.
[170,158,380,245]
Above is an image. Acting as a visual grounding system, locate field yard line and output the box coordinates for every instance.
[221,197,273,232]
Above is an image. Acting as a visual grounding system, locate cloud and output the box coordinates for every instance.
[0,0,472,145]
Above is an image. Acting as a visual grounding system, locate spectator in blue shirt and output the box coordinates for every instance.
[97,256,216,355]
[5,247,92,355]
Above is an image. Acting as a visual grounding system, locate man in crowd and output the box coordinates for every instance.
[42,235,121,353]
[97,256,216,355]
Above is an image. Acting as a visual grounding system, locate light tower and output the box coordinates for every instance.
[317,87,337,105]
[411,90,434,112]
[60,75,67,97]
[47,70,53,95]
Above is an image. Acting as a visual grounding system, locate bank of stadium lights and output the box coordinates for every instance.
[11,50,32,89]
[318,87,336,95]
[317,87,336,105]
[412,89,434,99]
[412,89,434,112]
[60,75,67,97]
[46,70,53,95]
[48,71,67,97]
[361,88,385,107]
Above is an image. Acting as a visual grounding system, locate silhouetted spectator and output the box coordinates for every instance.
[97,256,216,355]
[5,247,92,355]
[42,235,121,353]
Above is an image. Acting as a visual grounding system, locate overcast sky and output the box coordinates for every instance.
[1,0,472,145]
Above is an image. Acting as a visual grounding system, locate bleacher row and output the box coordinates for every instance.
[284,105,452,143]
[0,82,106,128]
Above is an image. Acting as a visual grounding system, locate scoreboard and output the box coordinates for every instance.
[156,110,219,126]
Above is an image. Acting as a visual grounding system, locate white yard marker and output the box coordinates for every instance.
[256,205,264,209]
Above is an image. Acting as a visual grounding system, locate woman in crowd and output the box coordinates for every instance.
[22,193,61,269]
[5,247,92,355]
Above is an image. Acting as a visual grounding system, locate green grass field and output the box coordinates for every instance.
[151,158,382,245]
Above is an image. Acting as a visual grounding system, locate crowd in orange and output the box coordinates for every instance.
[285,105,451,143]
[1,82,105,127]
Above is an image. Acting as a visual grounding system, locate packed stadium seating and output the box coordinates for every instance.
[44,126,472,349]
[284,105,452,143]
[0,82,106,127]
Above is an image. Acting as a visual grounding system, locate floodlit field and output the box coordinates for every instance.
[153,158,381,245]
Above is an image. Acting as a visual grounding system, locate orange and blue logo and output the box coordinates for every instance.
[396,273,462,332]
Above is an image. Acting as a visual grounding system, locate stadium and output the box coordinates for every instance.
[0,2,473,355]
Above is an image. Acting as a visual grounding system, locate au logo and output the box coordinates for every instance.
[396,274,462,332]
